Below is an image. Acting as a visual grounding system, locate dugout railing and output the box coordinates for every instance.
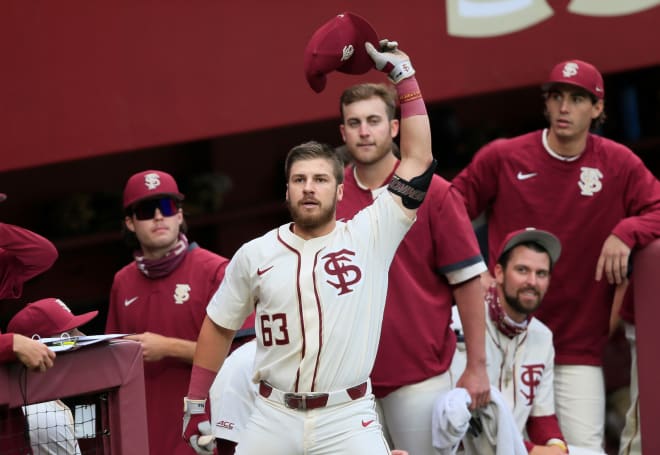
[0,340,148,454]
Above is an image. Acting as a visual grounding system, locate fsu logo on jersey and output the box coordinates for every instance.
[322,248,362,295]
[173,284,191,304]
[578,166,603,196]
[520,363,545,406]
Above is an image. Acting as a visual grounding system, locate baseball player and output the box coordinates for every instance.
[336,82,490,454]
[183,41,435,454]
[105,170,253,454]
[452,60,660,450]
[8,297,100,455]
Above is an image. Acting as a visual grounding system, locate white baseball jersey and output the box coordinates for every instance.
[451,304,556,431]
[207,191,413,393]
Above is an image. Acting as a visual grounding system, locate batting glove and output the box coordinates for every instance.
[182,397,215,455]
[365,39,415,84]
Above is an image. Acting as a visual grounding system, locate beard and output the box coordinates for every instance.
[503,286,543,316]
[287,195,337,232]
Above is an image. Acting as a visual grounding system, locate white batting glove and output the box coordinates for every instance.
[365,39,415,84]
[182,397,214,455]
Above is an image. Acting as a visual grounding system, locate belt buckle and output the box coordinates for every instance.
[283,392,325,410]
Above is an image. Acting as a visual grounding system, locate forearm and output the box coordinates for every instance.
[164,337,197,363]
[454,278,487,368]
[396,77,433,181]
[193,316,235,373]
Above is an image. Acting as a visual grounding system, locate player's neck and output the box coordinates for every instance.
[291,219,336,240]
[546,128,588,158]
[354,153,398,190]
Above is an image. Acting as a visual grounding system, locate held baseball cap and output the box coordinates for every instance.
[7,298,98,338]
[497,227,562,267]
[304,12,379,93]
[123,170,185,209]
[542,59,604,99]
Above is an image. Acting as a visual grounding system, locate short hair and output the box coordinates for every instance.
[542,88,606,130]
[340,83,397,121]
[498,241,554,271]
[285,141,344,184]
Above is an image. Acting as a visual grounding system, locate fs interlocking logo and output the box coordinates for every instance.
[322,249,362,295]
[341,45,354,62]
[520,363,545,406]
[578,166,603,196]
[174,284,191,304]
[144,172,162,190]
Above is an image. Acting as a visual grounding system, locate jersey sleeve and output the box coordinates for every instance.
[206,246,254,331]
[432,186,487,284]
[0,223,58,299]
[0,333,17,362]
[610,155,660,248]
[451,141,503,220]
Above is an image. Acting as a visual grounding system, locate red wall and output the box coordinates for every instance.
[1,1,659,172]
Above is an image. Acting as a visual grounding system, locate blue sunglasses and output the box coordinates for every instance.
[132,197,179,220]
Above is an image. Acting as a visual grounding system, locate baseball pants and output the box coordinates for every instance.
[619,323,641,455]
[554,364,605,451]
[377,372,453,455]
[235,394,390,455]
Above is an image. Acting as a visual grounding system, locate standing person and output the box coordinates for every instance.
[8,297,99,455]
[336,82,490,454]
[0,198,59,454]
[105,170,232,454]
[452,59,660,450]
[183,41,437,454]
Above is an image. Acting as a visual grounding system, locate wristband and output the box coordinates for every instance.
[187,364,217,399]
[396,77,426,118]
[546,438,568,453]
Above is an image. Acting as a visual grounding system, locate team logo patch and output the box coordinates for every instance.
[520,363,545,406]
[323,249,362,295]
[341,45,354,62]
[578,166,603,196]
[561,62,579,78]
[144,172,162,190]
[174,284,191,304]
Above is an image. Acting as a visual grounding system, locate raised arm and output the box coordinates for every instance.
[365,40,435,218]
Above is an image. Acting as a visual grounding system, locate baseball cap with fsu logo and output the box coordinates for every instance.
[8,298,98,338]
[122,170,185,209]
[304,12,379,93]
[542,59,604,100]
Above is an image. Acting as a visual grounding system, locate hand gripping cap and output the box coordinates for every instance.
[304,12,379,93]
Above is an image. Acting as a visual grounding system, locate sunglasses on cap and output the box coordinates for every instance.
[131,197,180,220]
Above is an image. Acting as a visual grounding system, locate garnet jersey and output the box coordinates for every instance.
[453,129,660,365]
[337,165,486,395]
[106,245,228,455]
[207,192,412,393]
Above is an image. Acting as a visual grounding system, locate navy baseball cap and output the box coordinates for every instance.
[123,170,185,209]
[497,227,561,267]
[304,12,379,93]
[542,59,604,100]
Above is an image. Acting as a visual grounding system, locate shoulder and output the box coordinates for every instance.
[528,317,553,341]
[478,131,541,156]
[189,246,229,267]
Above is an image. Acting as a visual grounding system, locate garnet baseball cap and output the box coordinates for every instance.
[304,12,379,93]
[7,298,98,338]
[542,59,604,99]
[123,170,185,209]
[497,227,561,267]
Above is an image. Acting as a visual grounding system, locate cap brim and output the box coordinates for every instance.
[61,310,99,333]
[306,72,327,93]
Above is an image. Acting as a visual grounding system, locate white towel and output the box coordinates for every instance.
[431,388,472,455]
[461,387,527,455]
